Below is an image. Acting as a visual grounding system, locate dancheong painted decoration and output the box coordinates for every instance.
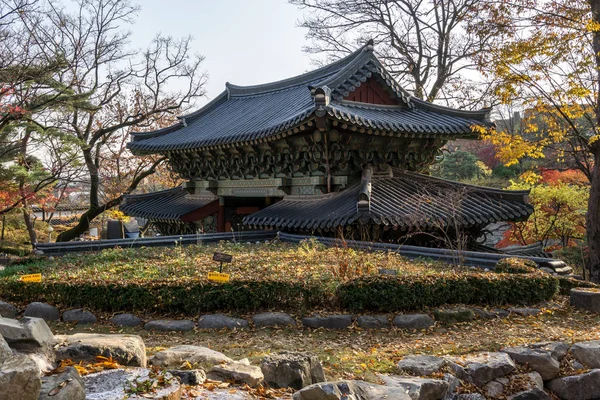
[121,40,533,247]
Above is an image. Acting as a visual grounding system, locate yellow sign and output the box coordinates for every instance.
[207,272,230,283]
[19,273,42,283]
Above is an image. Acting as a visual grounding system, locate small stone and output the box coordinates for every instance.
[208,362,264,387]
[168,369,206,385]
[393,314,434,330]
[508,388,551,400]
[144,319,194,332]
[508,307,541,316]
[301,315,352,330]
[197,314,249,330]
[528,341,570,361]
[448,352,516,387]
[39,366,85,400]
[483,380,504,397]
[55,333,146,367]
[356,315,389,329]
[252,312,296,328]
[501,346,560,380]
[571,340,600,368]
[546,369,600,400]
[378,374,449,400]
[397,355,446,376]
[0,354,41,400]
[150,345,232,369]
[109,313,143,327]
[433,308,475,324]
[62,309,97,325]
[0,301,17,318]
[261,351,325,390]
[23,302,59,321]
[443,373,461,396]
[473,308,509,319]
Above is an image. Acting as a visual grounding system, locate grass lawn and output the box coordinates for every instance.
[0,240,468,284]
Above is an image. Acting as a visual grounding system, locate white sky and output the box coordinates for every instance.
[131,0,314,107]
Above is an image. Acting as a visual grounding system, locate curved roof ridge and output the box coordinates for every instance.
[124,186,184,202]
[226,44,371,97]
[410,97,492,121]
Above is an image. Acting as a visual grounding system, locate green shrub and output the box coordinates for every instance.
[558,277,600,295]
[495,257,539,274]
[337,272,558,312]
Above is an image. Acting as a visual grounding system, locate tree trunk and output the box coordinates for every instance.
[21,200,37,252]
[55,196,122,242]
[588,149,600,282]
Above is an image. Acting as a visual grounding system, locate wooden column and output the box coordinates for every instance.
[217,197,225,232]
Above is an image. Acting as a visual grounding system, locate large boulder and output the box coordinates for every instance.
[149,345,232,369]
[501,346,560,380]
[546,369,600,400]
[447,352,516,387]
[207,362,264,387]
[23,302,59,322]
[0,301,17,318]
[261,351,325,389]
[55,333,146,367]
[38,366,85,400]
[292,380,412,400]
[571,340,600,368]
[393,314,434,330]
[508,388,551,400]
[570,288,600,313]
[0,334,12,361]
[62,309,97,325]
[197,314,249,330]
[0,354,41,400]
[253,312,296,328]
[378,375,449,400]
[0,316,56,371]
[397,355,446,376]
[528,342,570,361]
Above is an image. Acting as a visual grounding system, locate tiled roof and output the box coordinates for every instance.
[243,170,532,231]
[120,187,217,222]
[128,42,491,154]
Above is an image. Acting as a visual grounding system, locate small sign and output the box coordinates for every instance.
[378,268,398,276]
[213,252,233,263]
[207,271,230,283]
[19,273,42,282]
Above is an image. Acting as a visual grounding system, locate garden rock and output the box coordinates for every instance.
[55,333,146,367]
[433,309,475,324]
[571,340,600,368]
[110,313,143,327]
[0,335,11,360]
[261,351,325,389]
[83,368,181,400]
[292,380,411,400]
[508,307,541,317]
[397,355,446,376]
[378,375,449,400]
[301,315,352,329]
[197,314,248,330]
[150,345,232,369]
[62,308,97,325]
[38,366,85,400]
[0,301,17,318]
[473,308,509,319]
[442,373,461,398]
[393,314,434,330]
[144,319,194,332]
[253,312,296,328]
[168,369,206,385]
[546,369,600,400]
[0,316,56,370]
[501,346,560,379]
[452,396,485,400]
[0,354,41,400]
[356,315,389,329]
[355,380,414,399]
[483,381,504,398]
[528,341,570,361]
[508,388,551,400]
[448,352,516,387]
[570,288,600,313]
[23,302,59,321]
[207,361,264,387]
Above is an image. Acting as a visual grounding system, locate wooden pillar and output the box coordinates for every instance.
[217,196,225,232]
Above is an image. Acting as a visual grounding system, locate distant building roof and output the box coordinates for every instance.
[129,41,492,154]
[244,170,532,231]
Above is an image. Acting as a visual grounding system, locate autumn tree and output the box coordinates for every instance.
[290,0,499,106]
[7,0,207,242]
[473,0,600,282]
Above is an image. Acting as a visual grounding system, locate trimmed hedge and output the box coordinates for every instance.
[337,272,559,312]
[494,257,539,274]
[0,271,560,315]
[558,276,600,295]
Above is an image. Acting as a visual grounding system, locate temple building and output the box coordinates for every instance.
[122,41,532,246]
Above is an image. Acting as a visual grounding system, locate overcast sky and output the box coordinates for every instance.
[131,0,314,107]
